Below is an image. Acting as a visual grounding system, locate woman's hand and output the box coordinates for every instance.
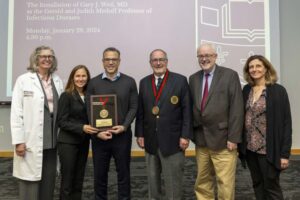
[16,143,26,157]
[280,158,289,170]
[83,125,99,134]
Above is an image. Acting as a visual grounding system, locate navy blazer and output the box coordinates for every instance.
[135,71,193,157]
[57,91,90,144]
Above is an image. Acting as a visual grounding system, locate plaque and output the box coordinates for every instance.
[90,94,118,131]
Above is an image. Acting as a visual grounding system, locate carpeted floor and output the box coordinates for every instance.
[0,156,300,200]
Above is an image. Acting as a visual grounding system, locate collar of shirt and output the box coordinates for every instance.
[154,74,165,85]
[37,73,51,83]
[204,64,216,77]
[102,72,121,82]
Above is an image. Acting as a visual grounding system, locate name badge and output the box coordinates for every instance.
[24,91,34,97]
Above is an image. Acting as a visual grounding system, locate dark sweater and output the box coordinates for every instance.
[86,73,138,131]
[239,83,292,170]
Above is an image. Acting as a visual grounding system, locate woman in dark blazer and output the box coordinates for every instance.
[57,65,99,200]
[239,55,292,200]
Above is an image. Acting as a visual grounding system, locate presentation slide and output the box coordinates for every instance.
[0,0,278,102]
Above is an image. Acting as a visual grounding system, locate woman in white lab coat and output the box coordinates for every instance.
[10,46,64,200]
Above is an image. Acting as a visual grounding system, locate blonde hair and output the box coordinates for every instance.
[27,46,57,73]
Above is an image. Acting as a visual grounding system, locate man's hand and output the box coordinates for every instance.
[281,158,289,170]
[83,125,99,134]
[16,143,26,157]
[227,141,237,151]
[97,131,112,140]
[110,125,125,134]
[136,137,145,149]
[179,138,189,151]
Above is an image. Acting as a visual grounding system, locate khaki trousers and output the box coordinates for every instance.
[194,147,237,200]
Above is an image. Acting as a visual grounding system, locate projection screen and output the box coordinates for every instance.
[0,0,279,103]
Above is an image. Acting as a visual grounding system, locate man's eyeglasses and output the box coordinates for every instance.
[150,58,168,63]
[103,58,120,63]
[39,55,54,60]
[197,54,216,59]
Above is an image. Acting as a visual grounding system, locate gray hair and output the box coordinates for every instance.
[27,46,57,73]
[149,49,168,61]
[197,43,217,55]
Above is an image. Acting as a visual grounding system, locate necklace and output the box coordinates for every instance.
[252,85,265,103]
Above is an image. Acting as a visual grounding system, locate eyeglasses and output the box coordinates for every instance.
[197,54,216,59]
[39,55,54,60]
[150,58,168,63]
[103,58,120,63]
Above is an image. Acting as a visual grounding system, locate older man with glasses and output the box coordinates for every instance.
[189,43,244,200]
[135,49,193,200]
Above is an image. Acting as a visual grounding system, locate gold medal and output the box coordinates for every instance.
[152,106,160,115]
[99,109,109,118]
[170,96,179,104]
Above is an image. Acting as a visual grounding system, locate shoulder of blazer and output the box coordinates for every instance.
[168,71,186,81]
[140,74,152,84]
[59,91,73,102]
[215,65,237,75]
[189,70,202,81]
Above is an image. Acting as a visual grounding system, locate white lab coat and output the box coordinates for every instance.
[10,72,63,181]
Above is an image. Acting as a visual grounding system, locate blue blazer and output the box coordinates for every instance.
[135,71,193,156]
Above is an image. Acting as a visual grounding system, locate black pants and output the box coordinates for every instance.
[246,150,284,200]
[58,139,90,200]
[92,132,132,200]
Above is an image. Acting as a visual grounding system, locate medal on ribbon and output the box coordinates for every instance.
[99,97,109,118]
[151,70,169,115]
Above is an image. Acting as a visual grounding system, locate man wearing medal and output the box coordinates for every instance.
[135,49,193,200]
[86,47,138,200]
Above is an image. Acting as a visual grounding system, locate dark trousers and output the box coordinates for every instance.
[246,150,284,200]
[146,150,185,200]
[92,132,132,200]
[19,148,57,200]
[58,139,90,200]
